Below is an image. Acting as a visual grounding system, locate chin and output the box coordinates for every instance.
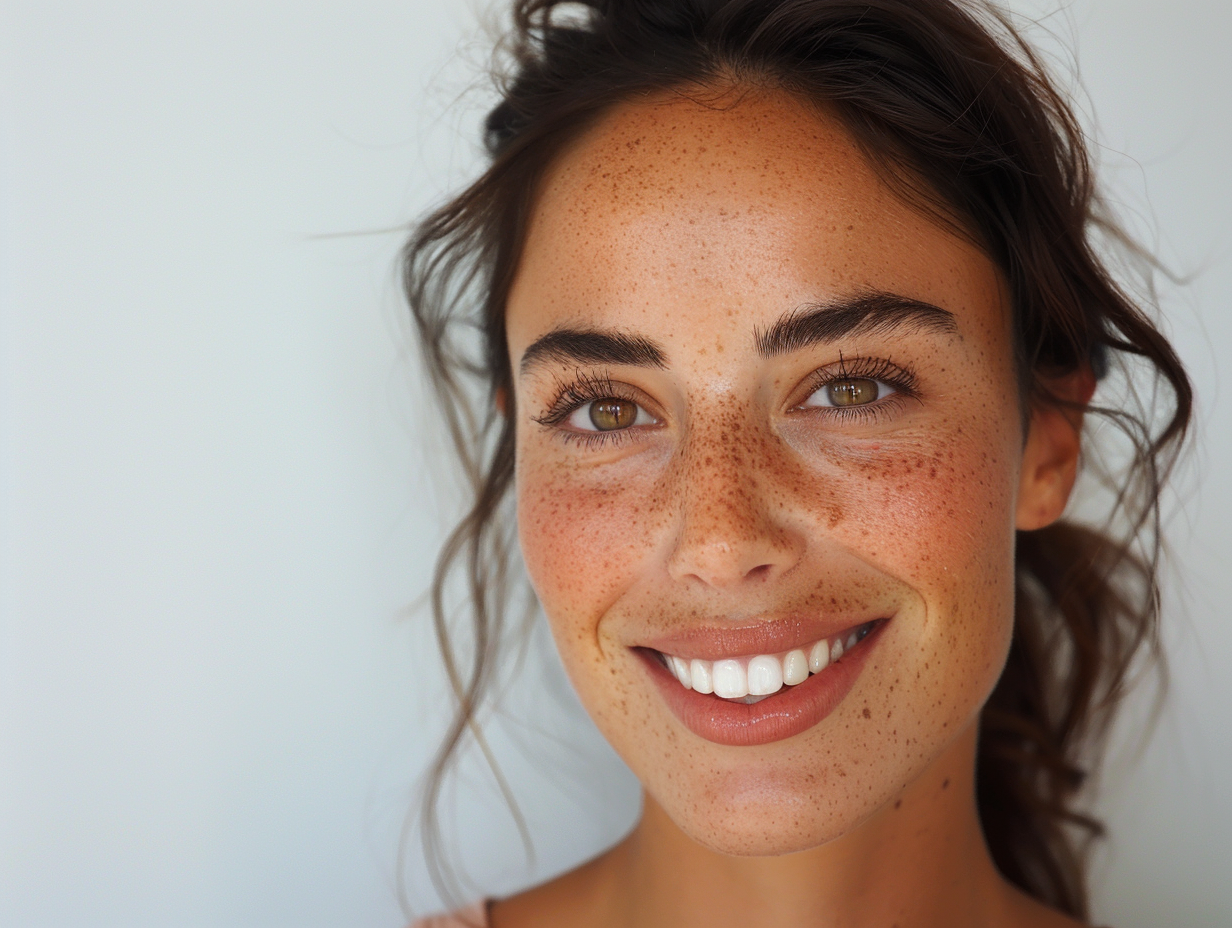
[681,815,846,858]
[646,751,899,858]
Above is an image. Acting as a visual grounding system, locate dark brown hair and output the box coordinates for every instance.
[402,0,1192,918]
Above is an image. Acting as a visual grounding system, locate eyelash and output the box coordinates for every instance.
[793,355,919,419]
[532,371,647,447]
[532,356,919,447]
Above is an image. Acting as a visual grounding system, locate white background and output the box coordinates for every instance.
[1,1,1228,925]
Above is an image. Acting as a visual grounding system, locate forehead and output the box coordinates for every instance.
[508,87,1005,355]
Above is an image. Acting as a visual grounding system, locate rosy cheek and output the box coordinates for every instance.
[844,440,1015,587]
[816,416,1022,691]
[516,457,665,635]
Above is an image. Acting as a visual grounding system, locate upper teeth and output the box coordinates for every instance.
[663,622,874,701]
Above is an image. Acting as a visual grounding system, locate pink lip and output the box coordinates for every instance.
[636,620,887,747]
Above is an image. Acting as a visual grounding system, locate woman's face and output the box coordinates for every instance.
[506,89,1056,855]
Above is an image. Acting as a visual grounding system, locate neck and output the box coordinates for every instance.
[599,724,1014,928]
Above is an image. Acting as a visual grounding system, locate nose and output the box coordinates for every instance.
[665,428,805,590]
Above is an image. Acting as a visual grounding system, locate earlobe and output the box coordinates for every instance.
[1014,369,1096,531]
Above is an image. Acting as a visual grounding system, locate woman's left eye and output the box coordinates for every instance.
[801,377,898,409]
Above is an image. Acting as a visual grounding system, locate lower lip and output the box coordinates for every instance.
[637,623,887,747]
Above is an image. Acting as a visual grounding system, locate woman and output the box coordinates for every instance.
[403,1,1191,925]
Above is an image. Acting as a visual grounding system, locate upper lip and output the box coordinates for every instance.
[636,613,886,661]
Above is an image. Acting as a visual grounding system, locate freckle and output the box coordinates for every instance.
[942,778,950,789]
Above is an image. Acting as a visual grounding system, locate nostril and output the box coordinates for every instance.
[666,502,805,588]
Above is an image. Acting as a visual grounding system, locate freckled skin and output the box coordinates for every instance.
[498,89,1086,928]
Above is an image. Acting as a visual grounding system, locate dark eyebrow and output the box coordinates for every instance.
[754,292,958,357]
[520,327,668,375]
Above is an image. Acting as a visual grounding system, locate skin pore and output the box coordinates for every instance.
[495,87,1089,928]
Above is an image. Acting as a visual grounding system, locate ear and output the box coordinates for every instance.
[1015,368,1097,531]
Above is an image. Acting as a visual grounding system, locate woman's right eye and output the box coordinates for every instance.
[566,397,653,432]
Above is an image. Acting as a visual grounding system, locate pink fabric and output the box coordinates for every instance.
[409,901,489,928]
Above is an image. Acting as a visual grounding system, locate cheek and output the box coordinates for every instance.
[515,451,676,746]
[841,431,1019,595]
[773,401,1023,723]
[822,421,1023,727]
[516,452,666,639]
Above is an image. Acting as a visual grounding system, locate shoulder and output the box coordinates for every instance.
[998,882,1093,928]
[409,901,489,928]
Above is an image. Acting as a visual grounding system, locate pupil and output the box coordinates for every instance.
[590,398,636,430]
[827,378,878,406]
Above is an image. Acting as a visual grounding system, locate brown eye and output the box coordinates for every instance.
[801,374,898,413]
[589,398,639,430]
[826,378,880,406]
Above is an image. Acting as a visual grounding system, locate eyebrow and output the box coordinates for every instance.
[519,328,668,375]
[518,291,957,374]
[754,292,957,356]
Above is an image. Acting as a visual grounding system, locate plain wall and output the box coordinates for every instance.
[1,2,1228,925]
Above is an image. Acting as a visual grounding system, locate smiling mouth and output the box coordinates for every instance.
[649,619,884,704]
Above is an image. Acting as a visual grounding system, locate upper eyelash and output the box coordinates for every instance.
[531,370,640,428]
[795,354,919,405]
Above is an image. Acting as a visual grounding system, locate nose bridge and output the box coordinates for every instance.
[667,406,800,588]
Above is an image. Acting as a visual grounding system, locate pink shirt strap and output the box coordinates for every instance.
[409,900,489,928]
